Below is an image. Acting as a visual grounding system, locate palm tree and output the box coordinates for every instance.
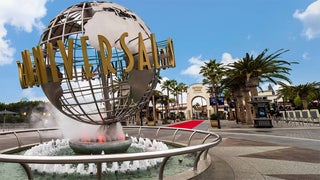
[161,79,176,119]
[238,49,295,96]
[200,59,225,128]
[292,82,320,109]
[199,60,225,115]
[176,82,188,117]
[151,90,163,121]
[276,81,295,108]
[223,87,236,120]
[157,94,168,121]
[169,80,178,110]
[200,59,224,94]
[222,69,247,123]
[226,49,297,124]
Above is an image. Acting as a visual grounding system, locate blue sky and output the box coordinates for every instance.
[0,0,319,103]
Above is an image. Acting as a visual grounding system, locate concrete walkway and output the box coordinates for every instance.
[196,120,320,180]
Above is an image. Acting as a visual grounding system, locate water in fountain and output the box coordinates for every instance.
[0,137,195,179]
[23,137,168,175]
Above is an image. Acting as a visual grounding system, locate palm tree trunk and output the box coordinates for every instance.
[243,88,253,125]
[250,87,259,97]
[152,95,157,121]
[236,97,246,123]
[175,92,179,117]
[247,77,259,119]
[234,89,246,123]
[165,88,170,118]
[301,98,308,110]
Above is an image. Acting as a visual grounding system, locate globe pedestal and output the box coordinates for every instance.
[69,123,132,154]
[69,138,132,154]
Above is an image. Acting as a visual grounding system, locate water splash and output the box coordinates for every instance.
[24,137,168,175]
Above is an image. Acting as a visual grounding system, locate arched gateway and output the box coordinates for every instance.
[186,83,215,120]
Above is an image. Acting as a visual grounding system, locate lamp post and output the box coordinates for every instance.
[215,85,221,129]
[282,96,286,118]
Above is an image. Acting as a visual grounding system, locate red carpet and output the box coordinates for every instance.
[168,120,204,129]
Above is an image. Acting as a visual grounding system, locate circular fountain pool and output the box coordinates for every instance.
[0,137,195,179]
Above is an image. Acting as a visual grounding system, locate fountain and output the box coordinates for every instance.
[16,1,175,155]
[0,126,221,179]
[23,137,170,175]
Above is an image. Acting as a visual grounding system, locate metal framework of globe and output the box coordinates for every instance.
[37,2,169,125]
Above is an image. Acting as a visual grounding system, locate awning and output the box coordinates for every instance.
[0,109,18,115]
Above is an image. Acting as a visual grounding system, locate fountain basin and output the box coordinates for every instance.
[69,138,132,154]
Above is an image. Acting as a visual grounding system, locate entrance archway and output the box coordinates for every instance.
[191,96,207,119]
[186,84,215,120]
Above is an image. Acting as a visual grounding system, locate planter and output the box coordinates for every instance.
[210,120,218,127]
[147,121,156,126]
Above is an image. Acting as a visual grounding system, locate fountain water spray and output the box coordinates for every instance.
[24,137,168,175]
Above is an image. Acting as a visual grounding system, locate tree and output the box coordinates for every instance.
[276,81,296,108]
[200,59,224,94]
[223,69,247,123]
[226,49,296,124]
[176,82,188,117]
[161,79,176,118]
[157,94,168,121]
[199,59,225,106]
[277,81,320,110]
[150,90,163,121]
[200,59,225,127]
[235,49,295,96]
[168,80,179,115]
[292,82,320,109]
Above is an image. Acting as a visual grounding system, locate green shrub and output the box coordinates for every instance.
[210,113,217,120]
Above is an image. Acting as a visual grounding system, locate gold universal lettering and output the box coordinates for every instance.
[57,38,74,80]
[150,34,160,69]
[80,36,93,78]
[17,33,175,89]
[98,35,116,74]
[46,43,59,83]
[120,32,134,72]
[167,38,175,67]
[138,32,151,70]
[32,45,48,84]
[21,50,36,87]
[16,61,27,89]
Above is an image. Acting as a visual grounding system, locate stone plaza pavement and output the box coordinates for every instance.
[195,120,320,180]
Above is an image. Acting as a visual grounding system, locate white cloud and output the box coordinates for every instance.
[181,53,239,83]
[220,52,238,66]
[293,0,320,40]
[0,0,48,65]
[302,52,309,60]
[21,88,48,102]
[181,55,205,80]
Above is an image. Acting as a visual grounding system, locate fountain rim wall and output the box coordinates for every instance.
[0,126,221,179]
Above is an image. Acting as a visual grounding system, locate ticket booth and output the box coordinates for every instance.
[251,96,273,128]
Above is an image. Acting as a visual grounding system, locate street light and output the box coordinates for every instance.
[281,96,286,118]
[215,84,221,129]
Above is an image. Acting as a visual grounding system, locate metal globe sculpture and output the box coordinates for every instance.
[17,1,175,126]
